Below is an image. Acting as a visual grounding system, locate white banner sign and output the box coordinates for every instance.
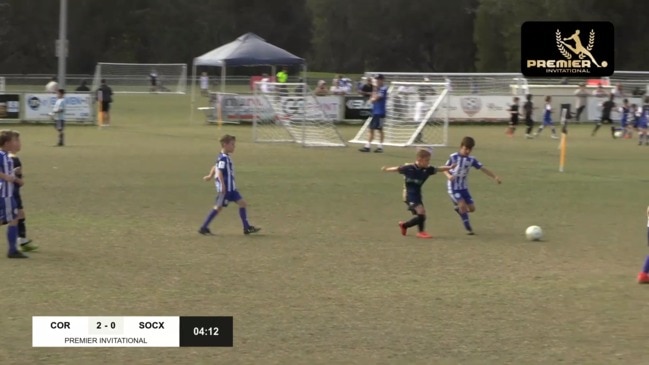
[24,93,93,121]
[442,95,513,120]
[279,96,341,121]
[586,96,642,121]
[214,95,342,121]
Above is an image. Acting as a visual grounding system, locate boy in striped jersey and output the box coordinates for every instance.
[10,146,36,251]
[444,137,501,235]
[199,134,261,235]
[0,130,26,258]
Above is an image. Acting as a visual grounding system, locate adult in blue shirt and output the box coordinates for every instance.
[359,74,387,153]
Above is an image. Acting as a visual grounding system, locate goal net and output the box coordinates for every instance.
[253,82,346,147]
[349,81,450,147]
[92,63,187,94]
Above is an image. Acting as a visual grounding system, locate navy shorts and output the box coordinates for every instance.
[404,193,423,213]
[215,190,243,207]
[448,189,474,205]
[101,101,111,112]
[55,119,65,131]
[14,189,22,210]
[369,115,385,130]
[0,197,17,225]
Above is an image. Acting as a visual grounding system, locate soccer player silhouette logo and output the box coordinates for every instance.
[559,29,605,68]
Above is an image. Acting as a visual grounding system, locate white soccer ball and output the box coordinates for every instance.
[614,130,624,138]
[525,225,543,241]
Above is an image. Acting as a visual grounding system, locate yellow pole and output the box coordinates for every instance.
[559,108,567,172]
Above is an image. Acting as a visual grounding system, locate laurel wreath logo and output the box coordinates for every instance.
[556,29,572,59]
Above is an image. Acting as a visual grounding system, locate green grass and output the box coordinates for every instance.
[1,93,649,365]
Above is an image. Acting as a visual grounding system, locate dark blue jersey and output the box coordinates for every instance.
[372,86,388,116]
[398,164,438,198]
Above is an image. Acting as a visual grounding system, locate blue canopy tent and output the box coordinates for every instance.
[190,33,306,122]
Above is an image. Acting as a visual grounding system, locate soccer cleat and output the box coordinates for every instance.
[244,226,261,235]
[551,135,559,139]
[198,227,213,235]
[467,231,475,236]
[20,242,38,252]
[374,148,383,153]
[398,221,407,236]
[416,232,433,239]
[525,134,533,139]
[358,147,370,152]
[7,251,28,259]
[18,237,32,245]
[638,272,649,284]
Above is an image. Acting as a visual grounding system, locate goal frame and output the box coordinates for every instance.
[349,81,450,147]
[92,62,188,94]
[252,81,346,147]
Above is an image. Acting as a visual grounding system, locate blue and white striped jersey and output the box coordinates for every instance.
[0,151,15,198]
[215,152,236,193]
[445,152,483,191]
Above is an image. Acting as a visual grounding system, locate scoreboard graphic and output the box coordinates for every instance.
[32,316,233,347]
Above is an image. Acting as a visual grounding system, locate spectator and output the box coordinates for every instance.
[573,83,589,122]
[593,84,608,98]
[339,76,352,94]
[359,77,373,99]
[259,74,271,94]
[200,72,210,97]
[276,67,289,97]
[612,82,624,98]
[75,80,90,92]
[314,80,328,96]
[45,77,58,93]
[330,78,342,95]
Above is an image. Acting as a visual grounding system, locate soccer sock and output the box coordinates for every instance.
[7,225,17,254]
[201,209,218,229]
[551,127,557,135]
[642,255,649,274]
[526,125,533,134]
[404,215,420,228]
[417,214,426,232]
[364,142,370,148]
[58,132,64,145]
[239,207,251,230]
[460,212,473,232]
[536,126,544,134]
[17,218,25,238]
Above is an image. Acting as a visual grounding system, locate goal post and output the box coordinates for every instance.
[92,63,187,94]
[252,82,346,147]
[349,81,450,147]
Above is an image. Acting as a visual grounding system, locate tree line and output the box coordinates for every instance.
[0,0,647,74]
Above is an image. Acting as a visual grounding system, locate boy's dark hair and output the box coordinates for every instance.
[58,89,65,95]
[526,94,532,101]
[0,130,19,147]
[545,95,551,102]
[513,96,520,102]
[416,148,432,159]
[101,79,107,84]
[460,136,475,149]
[220,134,236,145]
[623,98,628,103]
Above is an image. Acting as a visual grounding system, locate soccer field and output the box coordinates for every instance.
[1,93,648,364]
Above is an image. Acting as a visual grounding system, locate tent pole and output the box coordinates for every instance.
[221,63,226,93]
[271,65,276,81]
[302,63,307,85]
[189,60,197,124]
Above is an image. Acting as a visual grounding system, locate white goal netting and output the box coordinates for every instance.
[92,63,187,94]
[253,82,346,147]
[349,81,450,147]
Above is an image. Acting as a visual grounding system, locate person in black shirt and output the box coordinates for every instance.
[97,79,113,126]
[506,96,520,137]
[523,94,535,139]
[381,148,454,239]
[359,77,373,99]
[75,80,90,92]
[592,94,616,137]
